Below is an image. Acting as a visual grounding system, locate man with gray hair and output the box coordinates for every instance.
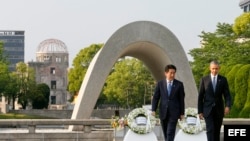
[198,60,231,141]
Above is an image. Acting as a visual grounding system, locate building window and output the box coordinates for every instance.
[64,56,67,62]
[51,96,56,104]
[51,80,56,89]
[56,57,61,62]
[50,67,55,74]
[244,5,248,12]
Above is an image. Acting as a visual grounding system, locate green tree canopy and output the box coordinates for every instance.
[233,12,250,37]
[68,44,103,101]
[0,42,10,101]
[0,62,9,94]
[189,13,250,118]
[32,83,50,109]
[14,62,36,109]
[68,44,155,109]
[103,58,154,108]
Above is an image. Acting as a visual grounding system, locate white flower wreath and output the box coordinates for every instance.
[178,107,206,134]
[127,108,156,134]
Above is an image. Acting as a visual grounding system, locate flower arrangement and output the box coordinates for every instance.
[111,115,128,130]
[126,108,156,134]
[111,108,156,134]
[178,107,206,134]
[185,107,197,117]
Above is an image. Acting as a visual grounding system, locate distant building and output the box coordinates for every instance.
[239,0,250,12]
[0,30,25,71]
[28,39,69,108]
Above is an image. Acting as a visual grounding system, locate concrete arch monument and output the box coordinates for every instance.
[70,21,197,129]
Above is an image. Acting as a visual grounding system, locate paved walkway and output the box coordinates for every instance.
[0,126,224,141]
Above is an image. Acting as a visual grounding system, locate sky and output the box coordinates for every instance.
[0,0,243,67]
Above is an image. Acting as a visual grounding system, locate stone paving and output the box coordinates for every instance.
[0,125,224,141]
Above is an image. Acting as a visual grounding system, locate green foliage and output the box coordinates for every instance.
[229,64,250,117]
[219,65,232,76]
[32,83,50,109]
[4,73,19,109]
[0,113,54,119]
[238,64,250,117]
[0,62,9,93]
[233,12,250,37]
[68,43,103,99]
[0,43,9,94]
[68,44,155,109]
[239,97,250,118]
[226,64,244,106]
[189,13,250,118]
[189,23,237,88]
[0,42,8,63]
[14,62,36,109]
[103,58,154,108]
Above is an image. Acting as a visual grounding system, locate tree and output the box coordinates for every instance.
[233,12,250,37]
[4,73,19,109]
[0,42,8,63]
[0,42,9,94]
[189,23,238,86]
[189,13,250,117]
[231,12,250,65]
[14,62,36,109]
[0,62,9,95]
[68,43,103,101]
[103,58,154,108]
[189,17,250,83]
[225,64,244,106]
[68,43,155,109]
[32,83,50,109]
[232,64,250,117]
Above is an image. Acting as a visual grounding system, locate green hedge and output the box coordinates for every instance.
[238,64,250,118]
[230,64,250,117]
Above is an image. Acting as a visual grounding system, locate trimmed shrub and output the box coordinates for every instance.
[226,64,244,117]
[238,64,250,117]
[231,64,250,117]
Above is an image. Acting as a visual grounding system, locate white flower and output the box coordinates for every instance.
[178,107,206,134]
[127,108,156,134]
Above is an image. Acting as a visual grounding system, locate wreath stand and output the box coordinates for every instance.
[123,107,157,141]
[175,129,206,141]
[176,107,207,141]
[123,129,157,141]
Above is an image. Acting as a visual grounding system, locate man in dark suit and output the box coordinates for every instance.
[151,64,185,141]
[198,60,231,141]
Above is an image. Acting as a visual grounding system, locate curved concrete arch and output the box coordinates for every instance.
[70,21,197,127]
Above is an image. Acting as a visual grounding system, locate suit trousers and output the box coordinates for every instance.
[204,107,223,141]
[160,115,178,141]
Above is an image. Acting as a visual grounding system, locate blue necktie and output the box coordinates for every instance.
[167,82,172,96]
[212,77,216,91]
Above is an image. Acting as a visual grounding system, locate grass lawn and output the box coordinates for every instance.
[0,113,55,119]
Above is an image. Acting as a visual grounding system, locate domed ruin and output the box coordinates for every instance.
[28,38,69,107]
[37,38,68,53]
[36,38,68,63]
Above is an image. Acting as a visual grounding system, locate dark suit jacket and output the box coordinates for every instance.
[198,74,231,118]
[152,79,185,120]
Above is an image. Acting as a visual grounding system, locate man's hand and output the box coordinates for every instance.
[199,113,204,120]
[151,111,156,116]
[179,115,184,120]
[224,107,230,115]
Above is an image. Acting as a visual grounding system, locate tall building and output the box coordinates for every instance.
[28,38,69,107]
[239,0,250,12]
[0,30,25,71]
